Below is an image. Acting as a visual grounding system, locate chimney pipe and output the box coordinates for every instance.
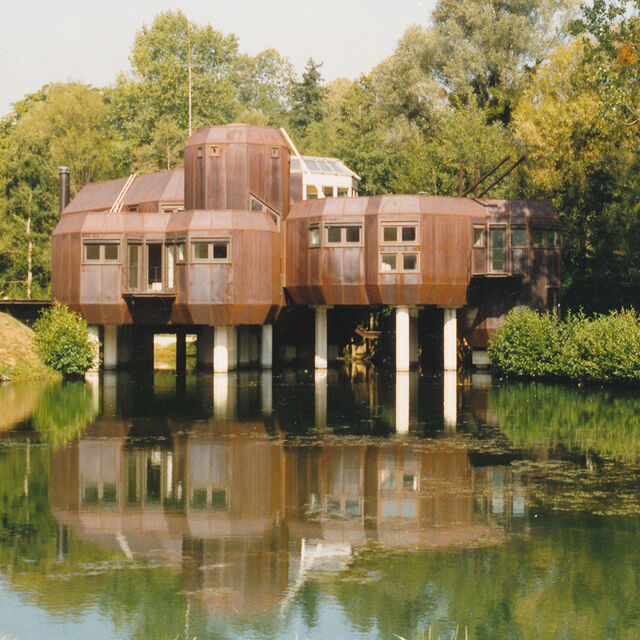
[58,166,70,213]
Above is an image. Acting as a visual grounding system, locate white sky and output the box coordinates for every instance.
[0,0,437,117]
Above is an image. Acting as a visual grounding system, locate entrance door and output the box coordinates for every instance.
[147,244,163,291]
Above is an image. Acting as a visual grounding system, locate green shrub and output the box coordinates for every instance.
[487,307,563,378]
[559,309,640,383]
[33,303,96,377]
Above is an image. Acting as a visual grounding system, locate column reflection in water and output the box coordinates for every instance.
[102,371,117,418]
[260,371,273,414]
[213,373,237,420]
[396,371,410,433]
[315,369,328,429]
[84,371,100,414]
[443,370,457,431]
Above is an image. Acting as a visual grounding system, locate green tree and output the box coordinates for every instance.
[289,58,326,143]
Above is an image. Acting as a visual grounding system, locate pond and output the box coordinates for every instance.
[1,369,640,640]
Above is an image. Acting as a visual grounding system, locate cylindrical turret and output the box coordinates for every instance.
[58,166,70,213]
[183,124,290,218]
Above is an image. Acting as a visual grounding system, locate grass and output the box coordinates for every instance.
[0,312,60,381]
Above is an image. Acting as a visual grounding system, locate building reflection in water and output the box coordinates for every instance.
[48,369,528,620]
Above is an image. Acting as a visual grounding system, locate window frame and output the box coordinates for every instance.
[191,237,231,263]
[379,251,420,273]
[380,222,419,246]
[324,222,364,247]
[83,240,121,264]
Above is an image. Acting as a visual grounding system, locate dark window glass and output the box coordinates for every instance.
[546,230,559,246]
[402,227,416,242]
[250,197,263,211]
[381,254,396,271]
[532,229,545,247]
[323,186,333,197]
[403,254,418,271]
[327,227,341,243]
[345,226,360,243]
[384,227,397,242]
[128,245,139,289]
[511,227,526,246]
[85,244,100,260]
[309,226,320,246]
[104,244,119,260]
[491,228,506,272]
[213,242,228,260]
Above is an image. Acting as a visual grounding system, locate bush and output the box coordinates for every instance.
[487,307,563,378]
[488,307,640,384]
[33,303,96,377]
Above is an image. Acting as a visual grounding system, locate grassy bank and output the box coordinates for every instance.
[0,312,60,381]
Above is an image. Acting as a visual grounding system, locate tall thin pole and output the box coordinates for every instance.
[187,21,192,137]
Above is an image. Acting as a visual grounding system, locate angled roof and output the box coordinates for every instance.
[63,168,184,214]
[290,156,360,180]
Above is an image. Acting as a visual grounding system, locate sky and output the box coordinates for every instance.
[0,0,437,117]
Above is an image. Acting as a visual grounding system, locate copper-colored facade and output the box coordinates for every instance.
[50,123,561,354]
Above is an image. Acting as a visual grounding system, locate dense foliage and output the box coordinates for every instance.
[488,307,640,384]
[2,2,640,312]
[33,303,96,377]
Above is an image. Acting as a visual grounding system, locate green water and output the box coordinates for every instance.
[1,371,640,640]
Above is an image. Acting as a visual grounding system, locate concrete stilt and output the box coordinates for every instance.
[238,326,251,367]
[410,309,419,365]
[443,370,457,431]
[314,306,328,370]
[261,325,273,369]
[443,308,457,372]
[395,371,410,433]
[103,325,118,370]
[213,326,237,373]
[396,306,410,372]
[314,369,328,428]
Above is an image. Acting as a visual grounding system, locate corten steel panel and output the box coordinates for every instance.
[184,125,289,217]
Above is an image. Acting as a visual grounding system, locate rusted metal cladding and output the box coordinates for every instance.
[284,195,477,307]
[184,125,290,219]
[51,209,281,326]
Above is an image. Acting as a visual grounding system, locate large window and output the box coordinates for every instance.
[84,242,120,262]
[192,238,230,262]
[380,252,419,273]
[325,224,362,245]
[489,227,507,273]
[381,224,418,244]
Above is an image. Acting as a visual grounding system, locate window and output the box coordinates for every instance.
[511,227,526,246]
[546,230,559,246]
[325,224,362,245]
[380,252,419,272]
[177,243,186,262]
[381,224,418,244]
[323,186,334,198]
[84,242,119,262]
[128,244,140,289]
[192,239,230,262]
[309,224,320,247]
[490,227,507,273]
[337,187,349,197]
[473,226,486,248]
[532,228,545,247]
[306,185,318,200]
[166,245,176,290]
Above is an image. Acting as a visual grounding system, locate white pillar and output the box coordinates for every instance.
[314,369,328,429]
[443,370,457,431]
[314,306,328,370]
[396,306,410,372]
[261,325,273,369]
[443,308,457,372]
[214,326,231,373]
[395,371,410,434]
[104,325,118,370]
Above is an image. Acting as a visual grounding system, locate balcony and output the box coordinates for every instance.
[121,265,176,299]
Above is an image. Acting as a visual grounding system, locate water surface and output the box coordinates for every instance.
[1,370,640,640]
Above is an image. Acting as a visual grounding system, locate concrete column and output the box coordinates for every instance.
[104,325,118,370]
[396,306,410,372]
[213,326,237,373]
[261,325,273,369]
[443,308,457,372]
[443,370,457,431]
[197,326,214,369]
[395,371,410,434]
[314,369,328,428]
[410,309,419,365]
[176,329,186,377]
[86,325,100,373]
[314,306,328,370]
